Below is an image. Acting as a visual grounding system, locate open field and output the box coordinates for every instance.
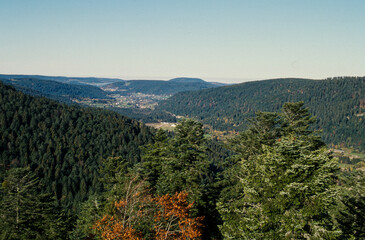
[145,122,177,131]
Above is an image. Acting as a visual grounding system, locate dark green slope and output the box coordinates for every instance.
[169,77,206,83]
[0,78,110,101]
[0,74,124,86]
[102,79,219,95]
[0,82,153,210]
[157,77,365,150]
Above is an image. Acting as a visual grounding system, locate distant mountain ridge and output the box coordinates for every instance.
[0,74,227,97]
[168,77,206,83]
[102,78,223,95]
[0,74,227,123]
[0,77,110,101]
[0,74,125,86]
[157,77,365,151]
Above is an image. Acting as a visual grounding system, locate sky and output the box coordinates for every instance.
[1,0,365,83]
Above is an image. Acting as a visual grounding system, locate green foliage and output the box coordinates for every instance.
[0,82,153,211]
[100,157,149,214]
[140,119,210,210]
[0,167,71,239]
[99,157,129,190]
[158,77,365,151]
[218,102,341,239]
[281,101,315,135]
[228,111,281,159]
[335,170,365,239]
[139,129,170,192]
[156,119,209,210]
[139,119,225,239]
[103,79,218,95]
[0,77,110,101]
[70,195,103,239]
[72,157,153,239]
[3,78,364,239]
[110,107,177,123]
[337,195,365,239]
[0,74,124,85]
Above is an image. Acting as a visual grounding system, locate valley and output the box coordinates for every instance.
[3,1,365,238]
[1,75,364,239]
[73,92,170,109]
[2,75,364,154]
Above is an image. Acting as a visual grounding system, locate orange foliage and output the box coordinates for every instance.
[93,176,153,240]
[93,215,142,240]
[93,191,203,240]
[154,192,204,240]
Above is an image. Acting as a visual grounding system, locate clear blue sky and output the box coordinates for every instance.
[1,0,365,83]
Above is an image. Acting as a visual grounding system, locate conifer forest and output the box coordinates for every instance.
[0,81,364,239]
[2,1,365,239]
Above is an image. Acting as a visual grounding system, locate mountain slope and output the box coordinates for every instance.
[0,74,124,86]
[0,78,110,100]
[0,82,153,210]
[157,77,365,150]
[102,78,220,95]
[168,77,206,83]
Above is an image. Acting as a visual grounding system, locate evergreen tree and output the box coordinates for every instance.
[0,82,154,212]
[219,111,281,209]
[281,101,315,136]
[139,129,169,192]
[142,119,210,213]
[281,101,325,150]
[69,195,102,240]
[0,167,69,239]
[337,194,365,239]
[139,119,217,238]
[335,170,365,239]
[218,102,341,239]
[228,111,281,160]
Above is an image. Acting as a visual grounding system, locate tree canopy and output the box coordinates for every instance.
[218,102,341,239]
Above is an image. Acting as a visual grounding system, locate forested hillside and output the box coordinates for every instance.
[0,78,111,101]
[71,103,365,239]
[0,82,153,210]
[102,78,220,95]
[1,89,364,239]
[0,74,125,86]
[157,77,365,150]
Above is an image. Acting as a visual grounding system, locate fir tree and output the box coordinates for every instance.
[0,167,70,239]
[218,102,341,239]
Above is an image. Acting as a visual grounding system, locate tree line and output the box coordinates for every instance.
[0,82,364,239]
[157,77,365,151]
[72,102,363,239]
[0,82,154,211]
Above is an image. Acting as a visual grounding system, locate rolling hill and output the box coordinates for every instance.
[0,82,154,210]
[0,74,124,86]
[0,75,226,123]
[0,77,111,101]
[102,77,223,95]
[156,77,365,150]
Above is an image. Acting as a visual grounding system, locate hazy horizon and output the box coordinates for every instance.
[1,72,345,84]
[1,1,365,83]
[2,72,363,85]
